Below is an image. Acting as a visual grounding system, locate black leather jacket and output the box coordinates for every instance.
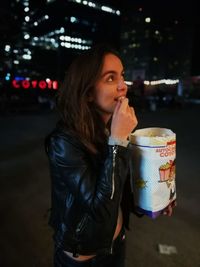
[45,125,135,256]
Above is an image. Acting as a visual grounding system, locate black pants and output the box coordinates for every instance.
[54,228,126,267]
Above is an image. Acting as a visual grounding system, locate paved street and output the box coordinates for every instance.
[0,106,200,267]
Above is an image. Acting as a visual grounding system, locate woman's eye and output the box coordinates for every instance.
[107,76,114,82]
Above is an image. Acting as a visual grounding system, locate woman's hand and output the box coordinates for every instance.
[111,97,138,140]
[162,200,177,216]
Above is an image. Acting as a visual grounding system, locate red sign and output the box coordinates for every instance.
[12,79,58,90]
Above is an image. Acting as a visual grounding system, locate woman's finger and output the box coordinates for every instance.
[118,97,129,112]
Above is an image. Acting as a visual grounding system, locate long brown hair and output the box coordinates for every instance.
[57,44,121,153]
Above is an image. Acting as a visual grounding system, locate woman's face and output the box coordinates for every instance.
[93,53,128,122]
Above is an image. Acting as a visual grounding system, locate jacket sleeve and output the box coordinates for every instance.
[47,133,130,216]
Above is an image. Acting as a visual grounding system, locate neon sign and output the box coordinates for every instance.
[12,79,58,90]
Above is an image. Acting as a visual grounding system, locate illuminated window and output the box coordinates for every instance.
[5,73,11,81]
[25,16,30,22]
[59,34,92,49]
[145,17,151,23]
[14,60,20,64]
[68,0,120,16]
[5,45,11,52]
[32,15,50,27]
[22,54,32,60]
[70,16,78,23]
[24,34,30,39]
[101,6,112,13]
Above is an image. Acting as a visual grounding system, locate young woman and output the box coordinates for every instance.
[45,44,174,267]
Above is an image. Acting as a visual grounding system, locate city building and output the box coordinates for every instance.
[120,1,196,81]
[1,0,199,112]
[4,0,121,81]
[0,0,122,111]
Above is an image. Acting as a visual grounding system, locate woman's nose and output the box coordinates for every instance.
[117,79,127,91]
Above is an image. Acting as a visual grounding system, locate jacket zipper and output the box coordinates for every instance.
[76,214,88,234]
[110,146,117,200]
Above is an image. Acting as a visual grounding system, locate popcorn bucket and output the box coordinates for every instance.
[129,127,176,218]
